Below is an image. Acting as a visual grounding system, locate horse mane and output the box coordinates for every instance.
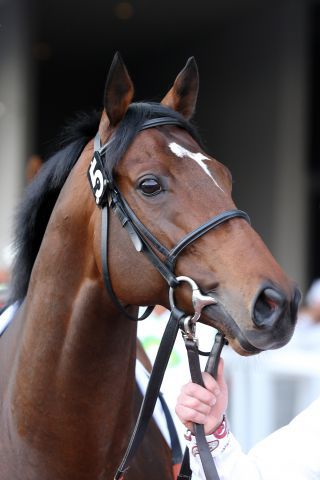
[9,111,101,303]
[9,103,199,303]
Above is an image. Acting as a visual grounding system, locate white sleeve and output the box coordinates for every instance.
[188,427,261,480]
[187,397,320,480]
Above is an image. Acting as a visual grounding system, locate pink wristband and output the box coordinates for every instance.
[185,416,229,457]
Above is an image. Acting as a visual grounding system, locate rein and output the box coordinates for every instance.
[87,116,250,479]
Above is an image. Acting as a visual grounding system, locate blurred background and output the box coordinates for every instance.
[1,0,320,452]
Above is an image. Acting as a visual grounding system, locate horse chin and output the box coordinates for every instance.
[226,337,262,356]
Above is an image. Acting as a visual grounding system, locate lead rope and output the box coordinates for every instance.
[114,276,224,480]
[114,307,186,480]
[178,332,226,480]
[114,311,225,480]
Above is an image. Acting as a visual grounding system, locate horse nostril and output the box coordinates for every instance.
[253,287,286,328]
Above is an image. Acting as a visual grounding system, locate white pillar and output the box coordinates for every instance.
[0,0,31,269]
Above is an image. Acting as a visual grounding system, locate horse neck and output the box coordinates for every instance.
[8,169,138,474]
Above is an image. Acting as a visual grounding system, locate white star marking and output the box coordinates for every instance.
[168,142,224,192]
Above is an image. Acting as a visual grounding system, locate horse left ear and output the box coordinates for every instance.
[103,52,134,126]
[161,57,199,119]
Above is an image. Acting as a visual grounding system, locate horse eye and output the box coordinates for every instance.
[139,178,162,196]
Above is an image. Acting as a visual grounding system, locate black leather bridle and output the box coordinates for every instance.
[88,116,250,319]
[87,116,250,480]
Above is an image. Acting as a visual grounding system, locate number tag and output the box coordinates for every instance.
[87,152,109,206]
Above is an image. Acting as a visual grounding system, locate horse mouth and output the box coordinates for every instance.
[201,303,263,356]
[226,336,262,356]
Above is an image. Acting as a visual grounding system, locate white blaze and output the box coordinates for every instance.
[168,142,224,192]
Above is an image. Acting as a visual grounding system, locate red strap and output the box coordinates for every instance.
[173,463,182,480]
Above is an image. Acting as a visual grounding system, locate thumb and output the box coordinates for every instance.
[216,358,225,386]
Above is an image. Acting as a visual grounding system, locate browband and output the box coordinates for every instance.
[139,117,185,130]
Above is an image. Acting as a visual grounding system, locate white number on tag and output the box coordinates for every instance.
[89,157,105,204]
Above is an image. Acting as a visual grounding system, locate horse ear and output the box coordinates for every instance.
[161,57,199,119]
[103,52,134,126]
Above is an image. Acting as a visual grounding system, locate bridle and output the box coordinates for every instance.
[87,115,250,480]
[88,115,250,319]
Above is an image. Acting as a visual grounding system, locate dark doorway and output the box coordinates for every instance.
[309,4,320,280]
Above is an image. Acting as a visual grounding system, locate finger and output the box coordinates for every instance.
[217,358,224,381]
[177,393,215,415]
[175,404,208,426]
[216,358,228,392]
[181,382,216,406]
[202,372,220,396]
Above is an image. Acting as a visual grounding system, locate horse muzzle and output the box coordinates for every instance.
[245,284,301,350]
[201,284,301,355]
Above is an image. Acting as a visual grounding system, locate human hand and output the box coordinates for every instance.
[175,358,228,435]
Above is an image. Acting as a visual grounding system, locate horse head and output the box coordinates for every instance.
[90,53,300,356]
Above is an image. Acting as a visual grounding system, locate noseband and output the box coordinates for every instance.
[88,116,250,320]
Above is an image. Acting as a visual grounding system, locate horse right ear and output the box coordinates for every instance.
[103,52,134,127]
[161,57,199,119]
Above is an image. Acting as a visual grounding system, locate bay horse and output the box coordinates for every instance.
[0,53,300,480]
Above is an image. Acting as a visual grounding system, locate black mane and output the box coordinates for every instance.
[9,103,199,303]
[9,111,101,303]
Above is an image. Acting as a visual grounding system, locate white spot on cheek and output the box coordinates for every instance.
[168,142,224,192]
